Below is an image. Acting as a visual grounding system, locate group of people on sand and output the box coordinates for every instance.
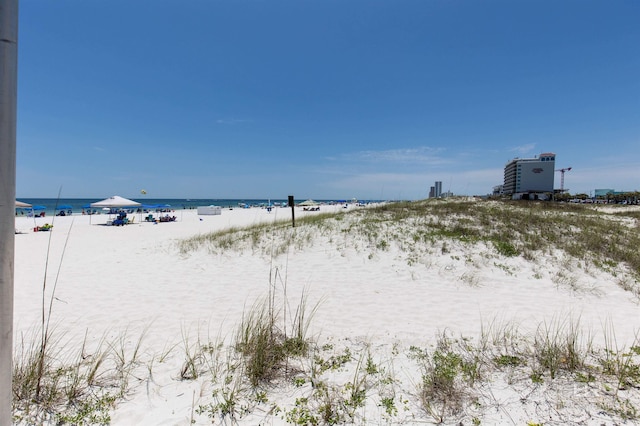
[144,214,177,223]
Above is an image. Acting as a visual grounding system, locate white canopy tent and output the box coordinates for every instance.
[90,196,141,224]
[15,201,38,228]
[90,195,141,208]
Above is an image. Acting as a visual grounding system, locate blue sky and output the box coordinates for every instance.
[16,0,639,200]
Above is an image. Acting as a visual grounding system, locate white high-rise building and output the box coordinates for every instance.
[503,153,555,195]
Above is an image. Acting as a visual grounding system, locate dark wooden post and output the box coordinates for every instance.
[288,195,295,227]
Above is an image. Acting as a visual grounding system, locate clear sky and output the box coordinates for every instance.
[16,0,639,200]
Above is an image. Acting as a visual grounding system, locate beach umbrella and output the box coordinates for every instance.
[26,206,47,222]
[299,199,319,206]
[57,204,73,210]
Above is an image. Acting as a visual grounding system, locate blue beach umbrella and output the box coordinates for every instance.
[57,204,73,210]
[29,206,47,220]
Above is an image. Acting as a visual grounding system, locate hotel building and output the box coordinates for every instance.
[503,153,555,195]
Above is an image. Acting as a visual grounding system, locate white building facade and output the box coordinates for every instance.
[503,153,555,195]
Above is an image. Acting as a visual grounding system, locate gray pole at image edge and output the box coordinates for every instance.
[0,0,18,423]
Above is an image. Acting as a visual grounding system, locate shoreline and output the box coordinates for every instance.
[14,197,374,219]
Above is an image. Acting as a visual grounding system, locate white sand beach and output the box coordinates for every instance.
[12,200,640,425]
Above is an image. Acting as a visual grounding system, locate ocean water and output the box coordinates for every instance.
[15,198,367,217]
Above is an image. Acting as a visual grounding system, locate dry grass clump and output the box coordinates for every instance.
[12,329,146,425]
[410,332,482,423]
[531,316,589,380]
[236,300,301,387]
[235,290,318,387]
[194,287,321,422]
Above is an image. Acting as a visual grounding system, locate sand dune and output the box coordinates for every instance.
[13,200,640,425]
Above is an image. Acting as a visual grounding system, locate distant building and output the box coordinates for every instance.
[429,181,443,198]
[594,189,615,198]
[503,153,555,195]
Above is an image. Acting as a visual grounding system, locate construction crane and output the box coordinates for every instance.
[555,167,572,192]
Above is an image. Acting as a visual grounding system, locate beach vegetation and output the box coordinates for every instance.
[532,316,588,379]
[179,329,206,381]
[12,328,142,425]
[492,240,518,257]
[235,299,287,386]
[494,354,524,368]
[234,288,319,387]
[598,396,638,421]
[599,323,640,391]
[178,199,640,298]
[413,332,482,423]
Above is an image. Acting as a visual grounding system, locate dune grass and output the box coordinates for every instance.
[12,328,145,425]
[16,310,640,424]
[179,199,640,293]
[176,199,640,423]
[190,308,640,425]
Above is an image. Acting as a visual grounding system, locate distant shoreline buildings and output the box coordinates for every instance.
[489,152,638,202]
[496,152,556,199]
[429,181,443,198]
